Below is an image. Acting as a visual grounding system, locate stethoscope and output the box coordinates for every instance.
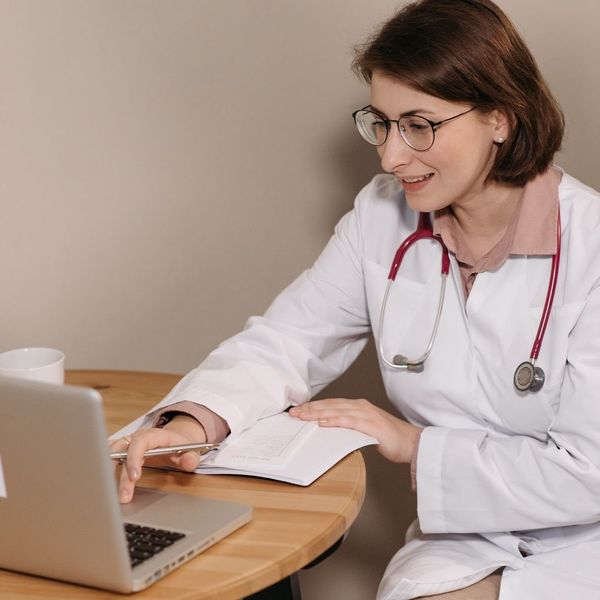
[378,209,561,393]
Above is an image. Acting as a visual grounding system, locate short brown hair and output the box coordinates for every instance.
[353,0,564,187]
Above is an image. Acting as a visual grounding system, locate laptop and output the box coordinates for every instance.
[0,376,252,593]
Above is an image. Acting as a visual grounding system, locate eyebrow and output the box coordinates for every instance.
[369,104,437,118]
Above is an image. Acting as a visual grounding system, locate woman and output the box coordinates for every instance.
[112,0,600,598]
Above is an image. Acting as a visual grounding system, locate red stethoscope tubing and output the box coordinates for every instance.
[388,212,450,280]
[386,208,561,367]
[530,209,561,361]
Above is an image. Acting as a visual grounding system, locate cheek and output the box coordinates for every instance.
[432,139,493,180]
[417,148,448,174]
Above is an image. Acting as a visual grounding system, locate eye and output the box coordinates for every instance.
[402,116,430,132]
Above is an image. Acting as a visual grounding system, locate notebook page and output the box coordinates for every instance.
[207,413,317,469]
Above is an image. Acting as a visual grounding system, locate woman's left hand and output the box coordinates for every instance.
[288,398,422,464]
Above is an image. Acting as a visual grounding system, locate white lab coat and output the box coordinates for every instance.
[146,172,600,599]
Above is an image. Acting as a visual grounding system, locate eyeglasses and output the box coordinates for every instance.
[352,105,478,151]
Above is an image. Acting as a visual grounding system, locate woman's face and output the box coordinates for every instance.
[370,72,508,214]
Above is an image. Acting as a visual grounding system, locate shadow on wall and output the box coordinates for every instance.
[316,122,383,237]
[300,342,418,599]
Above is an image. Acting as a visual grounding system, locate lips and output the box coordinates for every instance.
[396,172,435,193]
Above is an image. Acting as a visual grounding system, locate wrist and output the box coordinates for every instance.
[401,423,423,464]
[409,427,423,491]
[163,414,208,443]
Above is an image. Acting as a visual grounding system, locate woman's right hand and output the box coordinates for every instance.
[110,414,208,503]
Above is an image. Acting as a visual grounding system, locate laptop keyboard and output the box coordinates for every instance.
[124,523,187,567]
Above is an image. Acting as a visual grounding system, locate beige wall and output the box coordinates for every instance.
[2,1,599,598]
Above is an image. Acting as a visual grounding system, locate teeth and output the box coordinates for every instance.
[403,174,431,183]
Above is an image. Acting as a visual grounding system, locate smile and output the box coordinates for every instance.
[401,174,434,183]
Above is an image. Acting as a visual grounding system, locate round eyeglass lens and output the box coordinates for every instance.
[355,110,388,146]
[399,115,435,151]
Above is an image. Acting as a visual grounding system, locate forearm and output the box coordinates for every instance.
[162,413,209,443]
[153,401,230,444]
[416,426,600,534]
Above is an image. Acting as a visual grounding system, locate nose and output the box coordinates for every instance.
[377,127,413,173]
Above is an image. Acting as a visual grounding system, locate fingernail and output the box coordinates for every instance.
[319,418,328,425]
[120,489,130,503]
[128,467,139,481]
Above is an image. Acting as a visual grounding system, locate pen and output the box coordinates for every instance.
[110,442,218,461]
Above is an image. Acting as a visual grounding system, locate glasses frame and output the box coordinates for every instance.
[352,105,478,151]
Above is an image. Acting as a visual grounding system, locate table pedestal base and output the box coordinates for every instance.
[244,535,346,599]
[245,573,301,600]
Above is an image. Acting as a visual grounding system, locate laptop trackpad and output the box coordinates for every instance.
[120,486,253,534]
[120,487,167,519]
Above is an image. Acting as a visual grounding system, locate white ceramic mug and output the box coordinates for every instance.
[0,347,65,384]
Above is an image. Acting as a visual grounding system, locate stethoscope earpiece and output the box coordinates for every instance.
[514,361,545,393]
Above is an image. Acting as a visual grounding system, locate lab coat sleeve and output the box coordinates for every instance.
[416,282,600,534]
[141,182,375,435]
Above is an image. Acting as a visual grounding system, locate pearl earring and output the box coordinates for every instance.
[496,137,505,144]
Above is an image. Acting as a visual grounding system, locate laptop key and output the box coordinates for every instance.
[133,543,164,553]
[131,549,153,560]
[124,522,187,567]
[148,537,174,548]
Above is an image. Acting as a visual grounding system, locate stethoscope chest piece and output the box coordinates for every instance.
[380,207,560,394]
[514,361,545,393]
[392,354,425,372]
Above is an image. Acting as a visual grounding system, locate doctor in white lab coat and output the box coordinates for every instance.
[112,1,600,598]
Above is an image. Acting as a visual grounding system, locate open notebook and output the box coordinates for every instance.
[114,411,378,486]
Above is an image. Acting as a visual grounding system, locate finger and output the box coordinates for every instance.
[293,409,364,423]
[292,398,354,411]
[125,428,175,480]
[109,435,132,452]
[127,428,208,472]
[118,461,136,503]
[318,397,372,406]
[110,436,132,474]
[289,399,383,437]
[289,402,332,419]
[291,403,374,422]
[117,429,172,501]
[290,398,371,416]
[316,411,374,427]
[314,413,382,441]
[175,451,203,472]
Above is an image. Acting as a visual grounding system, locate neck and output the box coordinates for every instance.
[449,182,524,261]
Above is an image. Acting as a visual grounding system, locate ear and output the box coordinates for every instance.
[488,109,512,144]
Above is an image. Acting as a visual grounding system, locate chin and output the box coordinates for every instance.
[404,192,449,214]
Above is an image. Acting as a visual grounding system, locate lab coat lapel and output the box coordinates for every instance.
[465,256,560,436]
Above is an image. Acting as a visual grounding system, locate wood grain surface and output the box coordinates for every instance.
[0,370,367,599]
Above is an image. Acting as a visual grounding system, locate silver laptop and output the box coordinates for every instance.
[0,376,252,593]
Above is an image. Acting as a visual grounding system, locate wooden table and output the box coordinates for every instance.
[0,370,367,599]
